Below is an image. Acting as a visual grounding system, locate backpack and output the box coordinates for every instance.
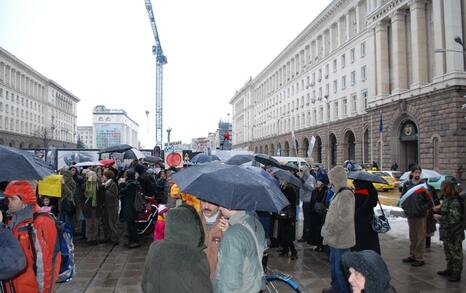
[27,213,75,284]
[134,187,147,213]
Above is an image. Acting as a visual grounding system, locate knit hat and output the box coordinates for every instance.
[4,180,37,205]
[315,171,329,185]
[342,250,392,293]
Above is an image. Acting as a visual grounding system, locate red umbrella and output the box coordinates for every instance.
[100,159,115,167]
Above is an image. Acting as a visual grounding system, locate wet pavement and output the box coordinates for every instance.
[55,228,466,293]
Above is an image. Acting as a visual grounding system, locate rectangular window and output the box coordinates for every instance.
[312,72,316,84]
[352,94,357,114]
[341,54,346,68]
[361,66,367,81]
[334,102,339,119]
[351,71,356,85]
[318,69,322,81]
[325,84,329,96]
[325,64,329,78]
[350,48,355,63]
[333,59,337,73]
[6,91,8,100]
[333,80,337,93]
[343,99,347,116]
[319,87,322,99]
[363,90,368,110]
[342,76,346,89]
[0,88,2,97]
[360,42,366,57]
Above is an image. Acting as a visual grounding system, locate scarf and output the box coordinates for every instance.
[85,181,97,207]
[9,204,34,229]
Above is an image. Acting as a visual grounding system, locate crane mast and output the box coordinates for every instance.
[144,0,167,147]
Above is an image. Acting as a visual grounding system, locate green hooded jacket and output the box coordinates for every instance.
[141,205,212,293]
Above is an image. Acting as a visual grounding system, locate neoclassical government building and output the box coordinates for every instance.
[230,0,466,181]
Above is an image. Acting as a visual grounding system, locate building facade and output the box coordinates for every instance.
[92,105,139,149]
[231,0,466,182]
[77,126,94,148]
[0,47,79,148]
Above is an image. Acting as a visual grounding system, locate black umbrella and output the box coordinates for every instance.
[172,163,289,212]
[269,167,303,188]
[279,162,299,172]
[254,154,281,168]
[144,156,162,163]
[98,144,133,154]
[225,154,254,165]
[347,171,388,184]
[0,145,54,181]
[191,153,221,164]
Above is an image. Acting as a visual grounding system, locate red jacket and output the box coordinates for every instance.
[6,207,61,293]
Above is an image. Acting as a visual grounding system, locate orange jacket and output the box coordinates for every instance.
[6,207,61,293]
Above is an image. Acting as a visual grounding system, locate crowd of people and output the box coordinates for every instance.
[0,155,464,293]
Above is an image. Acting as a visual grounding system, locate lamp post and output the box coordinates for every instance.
[324,96,330,169]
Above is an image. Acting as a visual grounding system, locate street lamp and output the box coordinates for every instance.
[324,96,330,169]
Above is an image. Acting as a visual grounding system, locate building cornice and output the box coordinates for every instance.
[48,80,80,102]
[367,0,408,26]
[0,47,48,83]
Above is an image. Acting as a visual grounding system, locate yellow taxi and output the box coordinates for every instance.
[347,171,397,191]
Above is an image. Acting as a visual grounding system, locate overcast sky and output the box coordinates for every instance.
[0,0,331,148]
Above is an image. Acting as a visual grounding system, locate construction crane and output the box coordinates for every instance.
[144,0,167,148]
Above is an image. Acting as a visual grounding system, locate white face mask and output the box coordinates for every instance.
[154,168,161,174]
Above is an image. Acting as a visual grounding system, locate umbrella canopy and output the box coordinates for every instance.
[240,165,280,187]
[347,171,388,184]
[73,161,103,167]
[144,156,163,163]
[0,145,54,181]
[98,144,133,154]
[400,169,441,181]
[172,163,289,212]
[123,148,146,160]
[269,167,303,188]
[99,159,115,167]
[279,162,299,172]
[191,153,221,164]
[225,154,254,166]
[254,154,281,168]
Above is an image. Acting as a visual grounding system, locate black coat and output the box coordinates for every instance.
[308,186,327,246]
[119,180,140,221]
[278,185,298,242]
[352,181,380,254]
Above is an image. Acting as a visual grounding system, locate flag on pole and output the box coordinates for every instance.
[379,113,384,133]
[291,130,297,154]
[307,136,316,158]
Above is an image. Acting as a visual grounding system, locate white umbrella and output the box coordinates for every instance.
[400,169,441,181]
[73,161,103,167]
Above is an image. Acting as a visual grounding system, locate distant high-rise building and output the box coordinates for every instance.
[92,105,138,149]
[77,126,93,148]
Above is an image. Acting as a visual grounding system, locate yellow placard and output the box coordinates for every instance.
[38,175,63,198]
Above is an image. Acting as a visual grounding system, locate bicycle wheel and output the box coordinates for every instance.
[265,273,301,293]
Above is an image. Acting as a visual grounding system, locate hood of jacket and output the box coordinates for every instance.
[165,205,204,248]
[342,250,392,293]
[328,166,347,192]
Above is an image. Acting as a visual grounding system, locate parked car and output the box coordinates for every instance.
[397,174,462,193]
[384,170,403,185]
[347,170,396,192]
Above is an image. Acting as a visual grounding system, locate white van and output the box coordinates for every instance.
[273,156,311,169]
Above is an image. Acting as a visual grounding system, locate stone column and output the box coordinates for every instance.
[432,0,445,79]
[375,20,390,96]
[391,10,408,93]
[444,0,464,73]
[410,0,429,87]
[346,13,351,41]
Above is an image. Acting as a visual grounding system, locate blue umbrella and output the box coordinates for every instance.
[241,165,280,187]
[191,153,221,164]
[172,163,289,212]
[0,145,54,181]
[269,167,303,188]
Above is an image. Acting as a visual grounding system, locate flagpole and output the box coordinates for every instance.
[380,111,383,170]
[370,113,373,163]
[362,114,365,164]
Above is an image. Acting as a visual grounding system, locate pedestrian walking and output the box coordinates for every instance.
[400,166,433,267]
[214,207,266,293]
[342,250,398,293]
[119,169,141,248]
[322,166,355,293]
[101,170,120,245]
[297,166,315,244]
[0,210,26,281]
[352,180,380,254]
[200,200,223,280]
[70,166,86,237]
[434,180,465,282]
[308,172,329,251]
[59,168,76,227]
[83,170,100,245]
[2,180,61,293]
[278,177,298,260]
[142,204,212,293]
